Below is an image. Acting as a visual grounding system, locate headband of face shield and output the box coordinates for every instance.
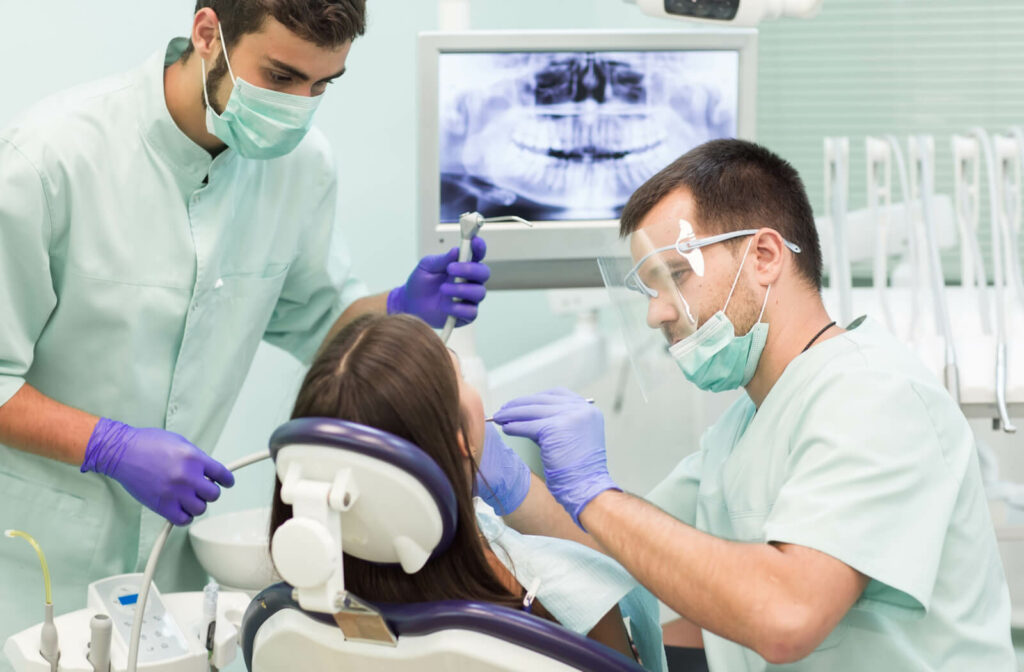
[598,220,801,396]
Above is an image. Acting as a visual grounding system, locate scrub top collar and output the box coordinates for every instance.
[134,37,235,193]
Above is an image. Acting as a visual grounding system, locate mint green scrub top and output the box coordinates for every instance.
[646,318,1015,671]
[0,39,367,644]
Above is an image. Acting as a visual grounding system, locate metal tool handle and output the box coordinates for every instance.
[996,342,1018,433]
[440,213,533,343]
[440,237,475,343]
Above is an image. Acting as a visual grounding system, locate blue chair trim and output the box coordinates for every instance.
[270,417,458,559]
[242,583,645,672]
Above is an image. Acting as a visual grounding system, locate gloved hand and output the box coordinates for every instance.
[493,389,619,529]
[474,423,532,515]
[387,237,490,328]
[81,418,235,526]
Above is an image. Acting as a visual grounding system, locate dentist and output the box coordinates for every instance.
[479,139,1014,670]
[0,0,489,644]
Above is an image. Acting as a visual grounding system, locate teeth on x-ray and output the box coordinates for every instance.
[438,50,739,222]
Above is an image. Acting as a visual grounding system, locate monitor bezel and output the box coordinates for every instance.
[418,28,758,289]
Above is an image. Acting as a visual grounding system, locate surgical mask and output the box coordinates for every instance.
[669,239,771,392]
[201,22,322,159]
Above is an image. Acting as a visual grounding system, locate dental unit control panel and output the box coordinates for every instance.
[86,575,191,666]
[4,574,251,672]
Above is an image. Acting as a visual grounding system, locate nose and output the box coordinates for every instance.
[646,294,679,330]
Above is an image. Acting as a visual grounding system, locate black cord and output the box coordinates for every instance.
[802,321,837,353]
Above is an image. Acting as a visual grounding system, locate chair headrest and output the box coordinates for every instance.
[269,418,459,613]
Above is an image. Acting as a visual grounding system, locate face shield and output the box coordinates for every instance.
[598,220,801,397]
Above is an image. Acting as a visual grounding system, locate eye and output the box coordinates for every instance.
[268,70,292,84]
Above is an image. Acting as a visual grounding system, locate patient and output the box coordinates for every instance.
[269,314,663,670]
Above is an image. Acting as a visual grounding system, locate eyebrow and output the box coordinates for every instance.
[266,57,346,83]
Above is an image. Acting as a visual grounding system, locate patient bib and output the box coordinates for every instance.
[475,499,666,672]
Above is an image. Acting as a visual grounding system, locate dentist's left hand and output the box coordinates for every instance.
[81,418,234,526]
[494,389,619,529]
[387,237,490,328]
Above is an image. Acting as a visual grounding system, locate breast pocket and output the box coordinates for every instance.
[165,264,292,443]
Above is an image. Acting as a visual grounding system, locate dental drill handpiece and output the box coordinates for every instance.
[439,212,533,344]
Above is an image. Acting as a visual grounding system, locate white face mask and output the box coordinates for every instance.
[202,22,322,159]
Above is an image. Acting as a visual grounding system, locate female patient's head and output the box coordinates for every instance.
[270,313,517,607]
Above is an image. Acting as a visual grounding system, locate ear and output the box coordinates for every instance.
[455,429,472,460]
[751,228,786,286]
[192,7,221,61]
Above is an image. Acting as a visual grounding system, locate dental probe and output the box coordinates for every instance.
[485,398,595,423]
[440,211,533,344]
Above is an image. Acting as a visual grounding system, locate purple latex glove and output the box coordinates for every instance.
[494,388,619,529]
[387,237,490,328]
[81,418,235,526]
[474,423,532,515]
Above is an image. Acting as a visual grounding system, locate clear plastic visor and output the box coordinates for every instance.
[598,220,801,397]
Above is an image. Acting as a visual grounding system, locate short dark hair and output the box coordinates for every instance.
[180,0,366,61]
[620,139,823,289]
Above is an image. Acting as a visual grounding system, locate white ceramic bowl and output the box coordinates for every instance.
[189,506,280,592]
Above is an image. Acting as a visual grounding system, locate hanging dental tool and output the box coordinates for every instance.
[5,530,59,672]
[951,135,993,334]
[974,128,1017,433]
[1000,130,1024,314]
[910,135,960,404]
[866,137,895,331]
[995,132,1023,433]
[440,212,533,344]
[824,137,853,326]
[886,135,924,341]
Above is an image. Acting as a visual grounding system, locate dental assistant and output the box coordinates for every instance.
[0,0,490,643]
[478,140,1015,670]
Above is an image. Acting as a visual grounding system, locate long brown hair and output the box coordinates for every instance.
[270,314,521,609]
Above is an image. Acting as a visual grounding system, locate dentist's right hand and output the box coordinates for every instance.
[80,418,234,526]
[493,389,620,529]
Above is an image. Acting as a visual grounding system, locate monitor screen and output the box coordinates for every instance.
[438,49,740,223]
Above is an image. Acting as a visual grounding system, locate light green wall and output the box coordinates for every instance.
[3,0,1023,512]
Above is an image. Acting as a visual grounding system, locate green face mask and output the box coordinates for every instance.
[668,241,771,392]
[202,22,322,159]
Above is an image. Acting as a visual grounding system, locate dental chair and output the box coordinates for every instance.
[241,417,646,672]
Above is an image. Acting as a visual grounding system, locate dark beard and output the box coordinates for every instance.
[201,53,230,116]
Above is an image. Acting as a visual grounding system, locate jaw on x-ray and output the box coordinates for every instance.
[438,50,739,222]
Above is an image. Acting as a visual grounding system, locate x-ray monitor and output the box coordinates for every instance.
[418,30,757,289]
